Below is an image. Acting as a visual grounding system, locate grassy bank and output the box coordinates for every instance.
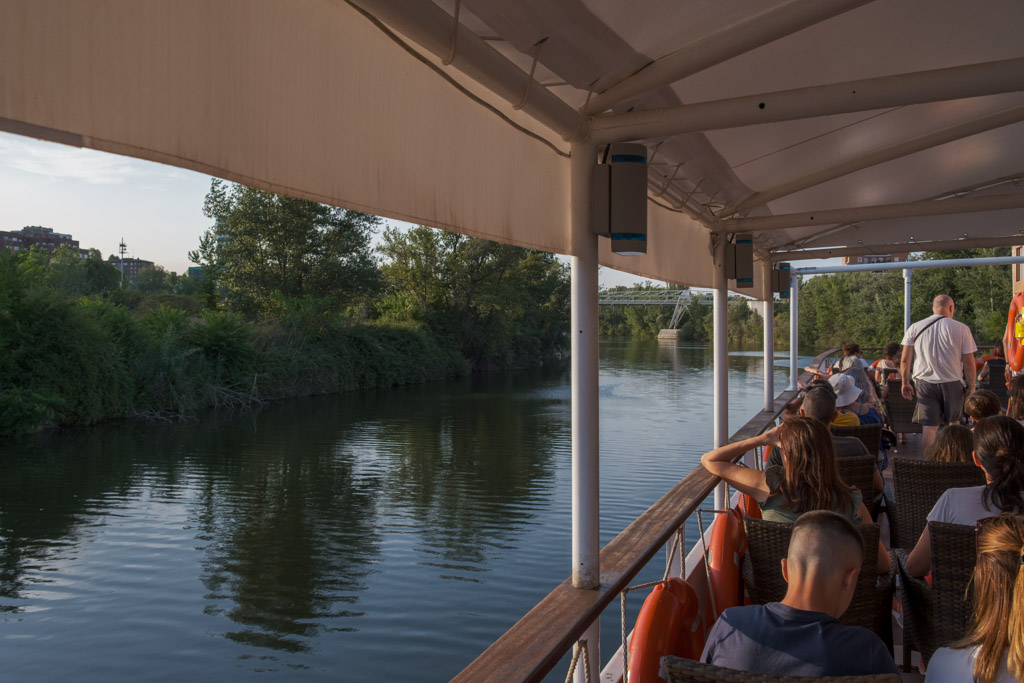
[0,288,469,436]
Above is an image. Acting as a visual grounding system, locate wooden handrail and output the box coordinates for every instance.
[452,348,841,683]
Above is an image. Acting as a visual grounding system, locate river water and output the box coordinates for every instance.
[0,339,809,681]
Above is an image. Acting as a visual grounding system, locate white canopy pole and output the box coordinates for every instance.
[569,142,599,681]
[789,275,800,391]
[904,268,912,333]
[713,234,729,509]
[763,261,775,412]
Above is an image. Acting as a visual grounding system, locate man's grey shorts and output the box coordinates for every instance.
[913,380,966,426]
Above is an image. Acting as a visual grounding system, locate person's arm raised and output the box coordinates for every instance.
[700,425,778,503]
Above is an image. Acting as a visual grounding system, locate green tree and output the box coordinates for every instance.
[130,266,171,295]
[378,226,569,369]
[198,179,381,316]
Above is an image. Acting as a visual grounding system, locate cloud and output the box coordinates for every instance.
[2,135,180,185]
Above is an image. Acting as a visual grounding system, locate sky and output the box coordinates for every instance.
[0,130,836,287]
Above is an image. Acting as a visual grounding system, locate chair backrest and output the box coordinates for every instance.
[987,358,1008,405]
[659,655,901,682]
[742,518,881,609]
[929,521,978,648]
[832,423,883,457]
[835,454,877,504]
[890,459,986,548]
[884,378,922,434]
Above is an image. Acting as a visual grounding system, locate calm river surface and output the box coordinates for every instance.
[0,339,812,681]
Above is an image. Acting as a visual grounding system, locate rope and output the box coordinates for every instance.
[442,0,461,65]
[698,508,734,620]
[618,577,678,683]
[621,592,628,683]
[514,37,548,110]
[564,638,592,683]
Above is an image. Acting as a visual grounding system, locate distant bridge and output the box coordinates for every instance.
[598,289,713,329]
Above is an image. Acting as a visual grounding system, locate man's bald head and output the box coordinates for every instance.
[933,294,955,316]
[787,511,864,578]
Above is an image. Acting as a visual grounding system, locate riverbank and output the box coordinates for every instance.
[0,285,572,436]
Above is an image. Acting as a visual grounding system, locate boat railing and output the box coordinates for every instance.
[453,347,842,682]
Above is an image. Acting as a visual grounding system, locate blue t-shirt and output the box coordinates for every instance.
[700,603,898,677]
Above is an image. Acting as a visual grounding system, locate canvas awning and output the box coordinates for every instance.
[3,0,1023,300]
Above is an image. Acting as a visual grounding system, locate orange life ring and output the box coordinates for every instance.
[1006,293,1024,372]
[706,508,747,621]
[740,493,762,520]
[627,578,704,683]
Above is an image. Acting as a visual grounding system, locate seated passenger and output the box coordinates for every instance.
[769,388,883,493]
[842,366,884,422]
[873,341,902,387]
[906,416,1024,576]
[835,342,871,372]
[700,511,899,677]
[1006,375,1024,422]
[965,390,1002,423]
[701,417,889,572]
[827,374,884,428]
[926,514,1024,683]
[924,424,973,463]
[976,339,1006,391]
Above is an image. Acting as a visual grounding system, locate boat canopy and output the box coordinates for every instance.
[3,0,1024,297]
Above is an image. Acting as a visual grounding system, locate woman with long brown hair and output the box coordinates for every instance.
[926,514,1024,682]
[907,416,1024,576]
[700,416,889,572]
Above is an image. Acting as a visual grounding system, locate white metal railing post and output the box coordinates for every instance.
[570,142,599,681]
[713,234,729,509]
[762,260,775,412]
[904,268,912,333]
[789,274,800,390]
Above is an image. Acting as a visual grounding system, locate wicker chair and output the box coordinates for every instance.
[983,358,1009,409]
[895,522,977,668]
[886,458,986,550]
[660,656,901,682]
[740,518,893,650]
[883,378,921,442]
[831,423,883,458]
[836,453,881,520]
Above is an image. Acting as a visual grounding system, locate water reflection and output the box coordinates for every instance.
[0,342,812,681]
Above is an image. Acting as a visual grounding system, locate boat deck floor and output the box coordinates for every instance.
[879,433,925,682]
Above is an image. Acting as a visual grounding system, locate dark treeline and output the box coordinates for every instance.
[599,248,1011,350]
[0,180,568,436]
[798,248,1009,348]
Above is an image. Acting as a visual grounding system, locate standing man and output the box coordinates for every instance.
[900,294,977,451]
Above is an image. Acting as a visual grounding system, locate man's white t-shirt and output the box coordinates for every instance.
[901,314,977,384]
